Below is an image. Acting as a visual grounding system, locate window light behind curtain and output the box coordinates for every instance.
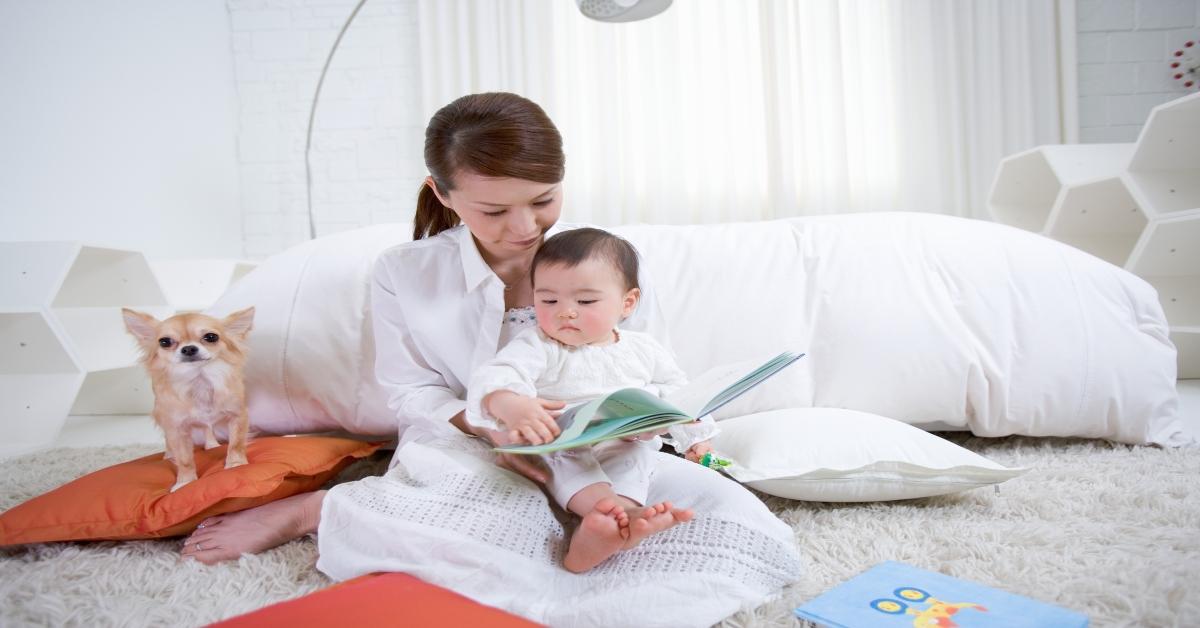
[417,0,1067,226]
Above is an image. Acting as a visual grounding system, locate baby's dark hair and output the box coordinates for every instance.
[531,228,640,292]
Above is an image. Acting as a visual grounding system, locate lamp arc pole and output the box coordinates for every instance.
[304,0,370,240]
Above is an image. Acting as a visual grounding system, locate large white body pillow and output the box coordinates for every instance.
[210,213,1186,445]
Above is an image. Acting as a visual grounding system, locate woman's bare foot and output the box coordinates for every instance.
[180,490,326,565]
[622,500,693,550]
[563,498,629,573]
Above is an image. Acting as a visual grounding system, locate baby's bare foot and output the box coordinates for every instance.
[623,500,693,549]
[181,490,325,565]
[563,498,629,573]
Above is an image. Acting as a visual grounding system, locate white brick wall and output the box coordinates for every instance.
[227,0,422,259]
[1077,0,1200,142]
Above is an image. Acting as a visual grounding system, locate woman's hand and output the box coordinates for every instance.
[482,426,553,484]
[485,391,563,445]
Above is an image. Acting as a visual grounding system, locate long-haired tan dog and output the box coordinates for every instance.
[122,308,255,492]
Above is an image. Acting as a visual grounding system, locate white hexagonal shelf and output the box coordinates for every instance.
[1127,209,1200,378]
[988,143,1134,233]
[1126,92,1200,217]
[0,242,172,455]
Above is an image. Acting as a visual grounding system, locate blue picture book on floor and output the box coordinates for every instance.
[795,561,1088,628]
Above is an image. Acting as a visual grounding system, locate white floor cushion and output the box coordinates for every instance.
[209,213,1186,446]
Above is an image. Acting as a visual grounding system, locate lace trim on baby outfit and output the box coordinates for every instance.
[503,306,537,326]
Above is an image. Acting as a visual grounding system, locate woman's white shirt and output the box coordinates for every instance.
[370,223,672,435]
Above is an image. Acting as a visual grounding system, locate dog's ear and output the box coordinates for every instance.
[121,308,160,342]
[222,307,255,339]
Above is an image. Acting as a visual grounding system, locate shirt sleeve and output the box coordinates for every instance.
[664,415,718,453]
[371,256,466,434]
[465,328,549,430]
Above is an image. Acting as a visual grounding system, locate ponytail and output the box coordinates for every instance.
[413,182,459,240]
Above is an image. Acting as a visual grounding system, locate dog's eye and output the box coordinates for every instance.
[158,338,173,348]
[202,333,219,343]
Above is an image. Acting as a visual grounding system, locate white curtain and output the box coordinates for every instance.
[417,0,1069,226]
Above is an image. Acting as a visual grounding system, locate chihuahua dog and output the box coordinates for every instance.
[122,307,255,492]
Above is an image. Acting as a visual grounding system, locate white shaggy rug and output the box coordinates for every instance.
[2,434,1198,627]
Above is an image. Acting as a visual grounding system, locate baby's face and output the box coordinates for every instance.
[534,258,638,347]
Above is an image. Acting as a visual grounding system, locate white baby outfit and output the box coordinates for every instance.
[468,323,717,507]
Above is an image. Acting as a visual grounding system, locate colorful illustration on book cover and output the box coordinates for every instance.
[870,586,988,627]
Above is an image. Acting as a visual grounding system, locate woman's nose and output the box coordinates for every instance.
[509,208,538,235]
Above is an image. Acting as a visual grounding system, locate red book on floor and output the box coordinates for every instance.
[210,572,542,627]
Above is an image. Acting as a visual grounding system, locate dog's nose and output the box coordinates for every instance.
[180,345,198,357]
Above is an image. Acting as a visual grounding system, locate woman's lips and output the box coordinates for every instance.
[511,236,540,247]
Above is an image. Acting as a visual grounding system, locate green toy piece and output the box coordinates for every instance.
[698,451,732,470]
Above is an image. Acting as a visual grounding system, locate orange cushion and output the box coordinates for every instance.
[211,572,542,627]
[0,436,382,545]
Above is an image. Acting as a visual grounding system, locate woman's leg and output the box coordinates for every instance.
[180,490,326,565]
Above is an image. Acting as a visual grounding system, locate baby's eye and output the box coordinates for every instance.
[202,333,220,343]
[540,299,558,305]
[158,337,173,348]
[578,300,598,305]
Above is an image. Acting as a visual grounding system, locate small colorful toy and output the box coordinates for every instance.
[1170,40,1198,90]
[698,451,732,470]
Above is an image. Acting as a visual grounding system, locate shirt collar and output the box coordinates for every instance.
[455,225,494,293]
[457,222,580,293]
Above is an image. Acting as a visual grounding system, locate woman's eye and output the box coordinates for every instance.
[484,210,506,217]
[533,199,553,207]
[158,338,173,348]
[202,333,220,343]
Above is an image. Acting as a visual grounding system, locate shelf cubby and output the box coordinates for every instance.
[1126,92,1200,217]
[151,259,258,313]
[988,143,1134,233]
[1045,177,1148,267]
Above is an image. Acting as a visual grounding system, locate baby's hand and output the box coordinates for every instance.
[485,391,562,445]
[684,440,714,463]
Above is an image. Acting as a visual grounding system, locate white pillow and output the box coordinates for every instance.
[715,408,1028,502]
[207,224,411,437]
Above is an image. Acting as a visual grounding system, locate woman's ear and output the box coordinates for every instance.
[622,288,641,318]
[425,176,454,210]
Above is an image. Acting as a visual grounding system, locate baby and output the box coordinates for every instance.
[467,227,716,573]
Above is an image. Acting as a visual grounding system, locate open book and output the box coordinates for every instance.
[493,350,805,455]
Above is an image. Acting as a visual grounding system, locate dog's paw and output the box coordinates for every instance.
[170,478,194,493]
[224,456,248,469]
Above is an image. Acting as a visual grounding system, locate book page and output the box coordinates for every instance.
[666,351,804,418]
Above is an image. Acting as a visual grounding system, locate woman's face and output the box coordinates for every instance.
[429,172,562,260]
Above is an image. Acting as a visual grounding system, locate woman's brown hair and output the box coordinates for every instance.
[414,92,565,240]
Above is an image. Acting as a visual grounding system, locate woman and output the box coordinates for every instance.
[182,93,800,625]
